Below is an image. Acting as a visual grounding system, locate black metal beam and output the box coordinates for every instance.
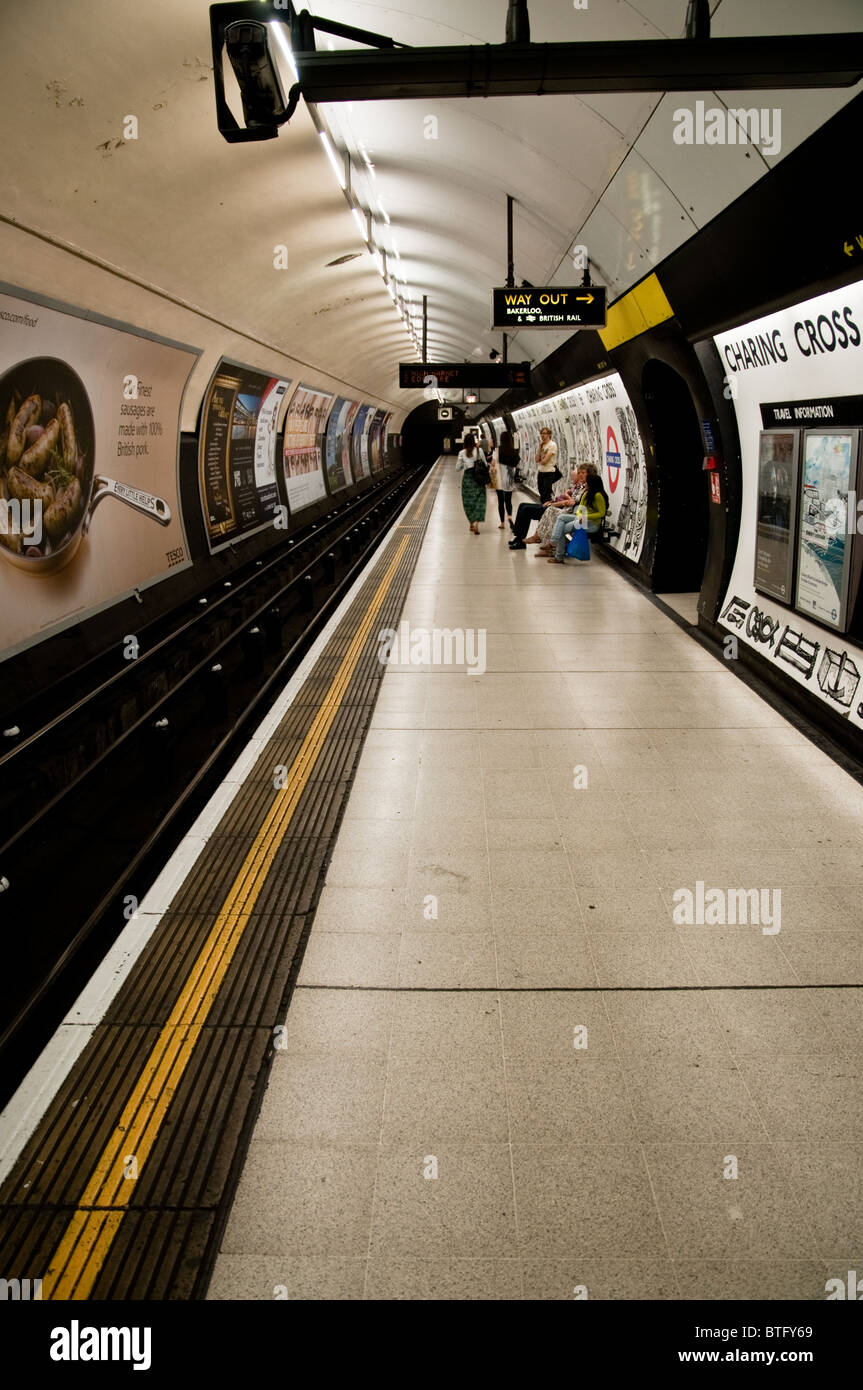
[292,34,863,101]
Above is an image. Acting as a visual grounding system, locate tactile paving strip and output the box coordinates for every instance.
[0,466,442,1300]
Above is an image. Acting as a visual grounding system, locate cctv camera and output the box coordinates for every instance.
[225,20,289,129]
[489,349,500,361]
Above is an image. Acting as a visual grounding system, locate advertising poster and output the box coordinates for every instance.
[324,396,359,493]
[511,373,648,563]
[755,431,798,602]
[0,286,198,663]
[794,431,856,630]
[282,384,334,510]
[359,407,376,479]
[351,404,373,480]
[198,360,290,551]
[369,410,391,474]
[714,281,863,730]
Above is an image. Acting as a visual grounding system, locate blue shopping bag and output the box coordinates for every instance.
[566,525,591,561]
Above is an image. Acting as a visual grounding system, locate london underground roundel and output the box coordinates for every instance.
[606,426,621,493]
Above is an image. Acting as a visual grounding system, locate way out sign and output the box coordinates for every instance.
[492,285,607,329]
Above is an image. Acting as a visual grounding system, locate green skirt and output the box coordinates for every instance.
[461,469,487,522]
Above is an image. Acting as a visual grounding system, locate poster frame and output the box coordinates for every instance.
[0,281,201,663]
[281,382,336,512]
[793,427,859,633]
[197,355,291,554]
[753,428,800,605]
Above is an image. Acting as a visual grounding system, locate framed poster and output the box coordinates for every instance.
[282,384,335,510]
[794,429,858,631]
[198,360,290,551]
[0,284,199,663]
[324,397,360,493]
[369,410,390,473]
[754,430,799,602]
[351,404,373,480]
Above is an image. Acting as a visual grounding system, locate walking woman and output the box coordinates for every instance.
[494,430,518,529]
[456,432,487,535]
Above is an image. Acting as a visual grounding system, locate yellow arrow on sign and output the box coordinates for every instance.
[574,294,595,304]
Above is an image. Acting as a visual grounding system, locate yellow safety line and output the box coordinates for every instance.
[42,534,411,1299]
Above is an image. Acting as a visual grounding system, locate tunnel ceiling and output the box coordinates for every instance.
[1,0,861,418]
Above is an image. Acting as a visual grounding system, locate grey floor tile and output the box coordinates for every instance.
[297,932,400,988]
[278,988,394,1056]
[603,991,730,1061]
[521,1258,679,1300]
[706,988,839,1057]
[511,1144,666,1258]
[740,1056,863,1140]
[589,931,699,987]
[643,1142,817,1260]
[365,1257,522,1300]
[673,1260,830,1300]
[496,932,597,988]
[772,1143,863,1260]
[381,1052,508,1145]
[254,1054,388,1144]
[777,931,863,985]
[499,992,615,1060]
[678,931,801,987]
[389,990,502,1060]
[402,881,493,933]
[818,987,863,1050]
[370,1146,518,1257]
[207,1255,366,1300]
[220,1142,378,1256]
[397,931,498,988]
[621,1057,767,1141]
[506,1058,637,1143]
[312,885,407,933]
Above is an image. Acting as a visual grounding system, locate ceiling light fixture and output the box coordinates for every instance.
[352,206,369,243]
[268,18,299,81]
[319,130,346,189]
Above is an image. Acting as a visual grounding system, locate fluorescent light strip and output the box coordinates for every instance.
[268,20,299,81]
[320,131,346,190]
[352,206,369,243]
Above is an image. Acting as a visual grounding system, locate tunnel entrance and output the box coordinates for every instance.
[642,359,709,594]
[402,401,466,469]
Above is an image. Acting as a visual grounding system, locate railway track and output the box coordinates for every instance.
[0,465,426,1101]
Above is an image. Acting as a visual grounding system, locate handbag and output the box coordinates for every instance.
[566,525,591,561]
[473,455,491,486]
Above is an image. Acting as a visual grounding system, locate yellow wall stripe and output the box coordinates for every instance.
[43,533,410,1300]
[598,272,675,352]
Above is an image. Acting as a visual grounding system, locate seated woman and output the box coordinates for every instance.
[530,465,587,553]
[547,465,609,563]
[509,466,585,550]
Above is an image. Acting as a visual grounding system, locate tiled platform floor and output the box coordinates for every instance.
[209,462,863,1301]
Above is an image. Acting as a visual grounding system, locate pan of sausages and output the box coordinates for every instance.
[0,356,172,575]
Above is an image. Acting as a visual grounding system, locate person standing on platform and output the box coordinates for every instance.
[456,433,487,535]
[535,426,560,503]
[493,430,518,529]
